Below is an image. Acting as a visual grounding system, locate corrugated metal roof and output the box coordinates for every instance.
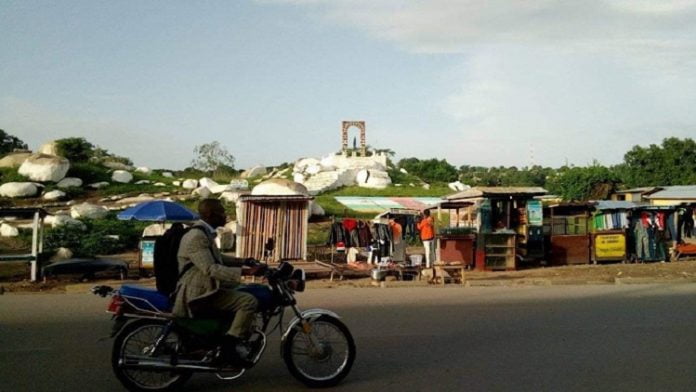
[446,187,548,200]
[614,187,661,194]
[644,185,696,200]
[592,200,639,210]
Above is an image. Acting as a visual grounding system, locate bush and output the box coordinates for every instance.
[56,137,95,162]
[45,217,147,257]
[0,129,28,155]
[66,162,111,184]
[0,167,30,183]
[397,158,458,183]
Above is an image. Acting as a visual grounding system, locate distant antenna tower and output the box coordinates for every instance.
[528,143,536,168]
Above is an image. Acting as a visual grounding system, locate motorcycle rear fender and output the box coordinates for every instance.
[110,315,129,338]
[280,309,340,348]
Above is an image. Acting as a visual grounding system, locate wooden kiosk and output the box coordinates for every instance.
[441,187,548,271]
[430,200,477,269]
[547,203,592,265]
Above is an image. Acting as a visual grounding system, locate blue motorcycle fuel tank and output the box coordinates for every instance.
[236,284,275,311]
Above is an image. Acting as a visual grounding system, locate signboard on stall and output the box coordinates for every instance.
[229,179,249,190]
[526,200,543,226]
[594,233,626,260]
[139,239,156,269]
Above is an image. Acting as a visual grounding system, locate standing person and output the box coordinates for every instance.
[389,217,404,262]
[417,209,435,267]
[172,199,265,366]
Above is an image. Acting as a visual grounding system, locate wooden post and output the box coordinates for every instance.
[30,211,39,282]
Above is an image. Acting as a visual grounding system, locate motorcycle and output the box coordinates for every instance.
[92,261,356,391]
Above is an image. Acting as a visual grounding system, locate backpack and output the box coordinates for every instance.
[153,225,206,295]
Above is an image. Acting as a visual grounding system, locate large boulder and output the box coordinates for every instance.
[142,223,171,237]
[241,165,267,179]
[192,186,212,199]
[18,153,70,182]
[43,190,67,201]
[0,152,32,168]
[448,181,469,192]
[0,223,19,237]
[45,214,86,229]
[135,167,151,174]
[199,177,218,188]
[356,169,392,189]
[293,173,305,184]
[251,179,309,196]
[38,141,59,156]
[135,180,150,185]
[293,158,320,173]
[0,182,38,198]
[162,172,174,178]
[305,164,323,175]
[111,170,133,183]
[71,203,109,220]
[57,177,83,189]
[182,179,198,189]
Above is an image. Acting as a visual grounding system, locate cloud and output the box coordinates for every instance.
[263,0,696,166]
[0,96,191,169]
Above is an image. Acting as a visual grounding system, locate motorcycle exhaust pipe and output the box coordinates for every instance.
[120,358,226,372]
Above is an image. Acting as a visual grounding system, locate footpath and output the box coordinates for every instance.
[2,259,695,294]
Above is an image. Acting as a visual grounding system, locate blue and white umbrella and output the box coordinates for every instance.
[117,200,199,222]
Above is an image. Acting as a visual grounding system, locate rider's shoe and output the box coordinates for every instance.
[218,335,254,368]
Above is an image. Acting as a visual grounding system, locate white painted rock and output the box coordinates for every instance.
[0,152,32,168]
[400,168,408,174]
[43,190,67,201]
[172,181,181,186]
[38,141,59,156]
[448,181,469,192]
[252,179,309,196]
[162,172,174,178]
[219,191,249,204]
[18,153,70,182]
[422,183,431,190]
[45,214,86,229]
[182,179,198,189]
[199,177,219,189]
[50,247,73,261]
[209,184,233,194]
[356,169,392,189]
[57,177,83,189]
[310,201,325,216]
[241,165,267,178]
[112,170,133,183]
[192,186,212,199]
[0,223,19,237]
[88,181,110,189]
[71,203,109,219]
[273,168,290,178]
[294,158,320,172]
[135,180,150,185]
[293,173,305,184]
[154,182,166,187]
[0,182,38,198]
[305,164,322,175]
[102,161,133,171]
[135,167,151,174]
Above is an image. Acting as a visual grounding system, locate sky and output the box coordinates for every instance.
[2,0,696,170]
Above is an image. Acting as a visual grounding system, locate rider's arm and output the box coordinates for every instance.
[184,231,241,282]
[220,255,246,267]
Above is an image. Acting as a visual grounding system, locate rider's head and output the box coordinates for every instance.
[198,199,227,228]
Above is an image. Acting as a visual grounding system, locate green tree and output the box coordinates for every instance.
[620,137,696,187]
[56,137,95,162]
[0,129,28,155]
[546,163,620,201]
[191,141,235,176]
[398,157,458,183]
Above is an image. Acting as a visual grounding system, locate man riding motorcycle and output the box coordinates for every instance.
[172,199,265,366]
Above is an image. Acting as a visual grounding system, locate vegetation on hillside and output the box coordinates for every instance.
[0,129,27,155]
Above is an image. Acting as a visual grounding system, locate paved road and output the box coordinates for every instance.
[2,284,695,391]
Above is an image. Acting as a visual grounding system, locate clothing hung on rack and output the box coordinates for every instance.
[631,210,674,262]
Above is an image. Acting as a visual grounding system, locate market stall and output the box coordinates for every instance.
[442,187,548,270]
[627,204,678,263]
[236,195,312,261]
[547,203,592,265]
[430,201,476,269]
[673,203,696,260]
[590,201,634,264]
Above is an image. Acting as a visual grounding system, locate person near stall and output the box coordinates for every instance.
[417,209,435,268]
[389,217,405,262]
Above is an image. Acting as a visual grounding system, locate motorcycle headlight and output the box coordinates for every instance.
[288,269,306,292]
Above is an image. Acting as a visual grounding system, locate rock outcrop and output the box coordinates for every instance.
[71,203,109,220]
[251,179,309,196]
[38,141,59,156]
[57,177,83,189]
[18,153,70,182]
[241,165,267,178]
[0,223,19,237]
[43,190,67,201]
[182,179,198,189]
[356,169,391,189]
[0,152,32,168]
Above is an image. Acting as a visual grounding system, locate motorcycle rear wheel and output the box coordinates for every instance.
[112,319,191,392]
[283,315,356,388]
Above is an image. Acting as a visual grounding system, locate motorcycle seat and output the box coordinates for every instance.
[119,284,171,312]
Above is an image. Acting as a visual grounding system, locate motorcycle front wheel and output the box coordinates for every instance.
[112,320,191,392]
[283,315,356,388]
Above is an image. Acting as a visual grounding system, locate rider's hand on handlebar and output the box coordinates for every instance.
[246,264,268,277]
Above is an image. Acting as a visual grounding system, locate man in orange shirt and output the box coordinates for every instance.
[417,209,435,267]
[389,217,404,262]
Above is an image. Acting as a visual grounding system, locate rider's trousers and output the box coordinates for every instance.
[205,289,259,338]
